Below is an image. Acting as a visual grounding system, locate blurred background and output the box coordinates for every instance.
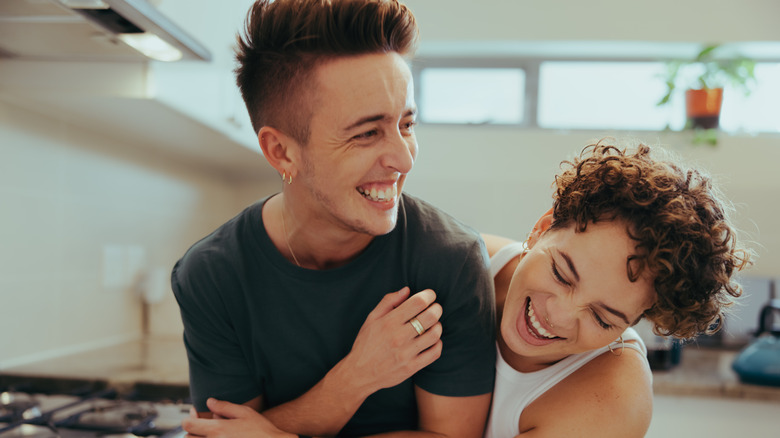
[1,0,779,435]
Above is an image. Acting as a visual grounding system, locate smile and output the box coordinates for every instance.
[525,298,561,340]
[357,184,397,202]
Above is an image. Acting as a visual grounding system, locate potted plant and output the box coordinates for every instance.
[657,45,756,142]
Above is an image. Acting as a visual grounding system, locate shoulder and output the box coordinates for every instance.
[172,200,265,294]
[481,233,518,258]
[401,194,481,246]
[401,194,491,273]
[520,347,653,437]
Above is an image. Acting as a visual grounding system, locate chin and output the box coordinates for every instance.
[369,216,398,236]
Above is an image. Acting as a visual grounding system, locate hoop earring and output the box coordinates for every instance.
[608,335,624,356]
[281,171,293,185]
[521,233,531,254]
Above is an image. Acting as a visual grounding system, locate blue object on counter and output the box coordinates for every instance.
[732,334,780,387]
[732,297,780,387]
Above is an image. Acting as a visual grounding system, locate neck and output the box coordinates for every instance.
[272,194,374,270]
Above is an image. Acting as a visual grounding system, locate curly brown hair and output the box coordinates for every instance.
[550,141,751,339]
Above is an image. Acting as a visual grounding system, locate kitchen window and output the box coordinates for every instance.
[418,67,526,125]
[415,59,780,134]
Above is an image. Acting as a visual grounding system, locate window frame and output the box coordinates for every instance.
[411,57,540,129]
[412,56,780,134]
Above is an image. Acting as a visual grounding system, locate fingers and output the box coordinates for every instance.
[181,399,254,436]
[182,400,284,438]
[406,301,443,338]
[406,323,444,373]
[415,328,444,365]
[206,398,249,420]
[365,287,411,321]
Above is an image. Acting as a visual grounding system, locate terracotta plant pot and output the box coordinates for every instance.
[685,88,723,129]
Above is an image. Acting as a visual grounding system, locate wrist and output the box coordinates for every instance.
[326,356,375,407]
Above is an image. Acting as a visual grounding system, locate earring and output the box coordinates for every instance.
[521,233,531,254]
[281,171,293,185]
[608,335,625,356]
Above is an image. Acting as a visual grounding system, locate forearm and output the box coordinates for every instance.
[261,356,375,436]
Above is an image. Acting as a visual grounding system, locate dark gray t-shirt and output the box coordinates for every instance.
[171,194,496,436]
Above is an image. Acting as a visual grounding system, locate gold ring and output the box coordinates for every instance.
[409,317,425,336]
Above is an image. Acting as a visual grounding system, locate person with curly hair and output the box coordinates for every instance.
[483,141,751,438]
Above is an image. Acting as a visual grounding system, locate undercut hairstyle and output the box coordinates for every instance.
[550,140,751,339]
[234,0,419,145]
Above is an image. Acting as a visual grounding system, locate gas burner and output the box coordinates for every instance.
[57,399,156,433]
[0,381,191,438]
[0,392,40,423]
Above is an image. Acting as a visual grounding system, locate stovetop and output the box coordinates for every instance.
[0,376,191,438]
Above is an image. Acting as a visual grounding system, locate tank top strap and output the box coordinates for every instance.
[489,241,526,278]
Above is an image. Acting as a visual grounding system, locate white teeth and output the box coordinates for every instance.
[359,185,396,202]
[527,303,557,339]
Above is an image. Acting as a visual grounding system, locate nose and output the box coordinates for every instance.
[546,295,578,332]
[381,129,416,175]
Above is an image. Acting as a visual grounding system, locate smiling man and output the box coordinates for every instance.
[170,1,496,437]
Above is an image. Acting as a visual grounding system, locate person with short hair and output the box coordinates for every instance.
[173,1,496,436]
[483,142,751,437]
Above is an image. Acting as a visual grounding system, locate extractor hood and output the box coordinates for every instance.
[0,0,211,62]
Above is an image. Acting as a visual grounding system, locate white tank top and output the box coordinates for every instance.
[484,242,649,438]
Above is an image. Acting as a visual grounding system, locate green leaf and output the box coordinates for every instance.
[695,45,720,62]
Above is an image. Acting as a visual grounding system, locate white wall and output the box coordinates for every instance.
[405,0,780,43]
[0,102,274,369]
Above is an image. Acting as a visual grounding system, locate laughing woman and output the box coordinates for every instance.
[483,142,751,438]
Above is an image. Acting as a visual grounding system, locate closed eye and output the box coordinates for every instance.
[592,310,613,330]
[352,129,378,140]
[551,259,571,286]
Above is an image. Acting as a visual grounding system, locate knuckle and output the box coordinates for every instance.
[432,342,443,358]
[412,289,436,306]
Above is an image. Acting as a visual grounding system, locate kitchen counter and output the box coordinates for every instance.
[1,336,189,396]
[652,345,780,402]
[2,337,780,402]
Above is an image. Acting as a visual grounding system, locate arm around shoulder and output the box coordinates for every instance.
[481,233,518,258]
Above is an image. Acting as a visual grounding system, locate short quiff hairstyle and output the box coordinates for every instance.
[550,141,751,339]
[234,0,419,144]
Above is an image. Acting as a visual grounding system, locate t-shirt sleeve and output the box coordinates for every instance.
[171,252,262,412]
[413,238,497,396]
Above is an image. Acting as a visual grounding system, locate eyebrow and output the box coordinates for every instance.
[597,302,631,325]
[342,109,417,133]
[343,114,387,132]
[558,250,580,283]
